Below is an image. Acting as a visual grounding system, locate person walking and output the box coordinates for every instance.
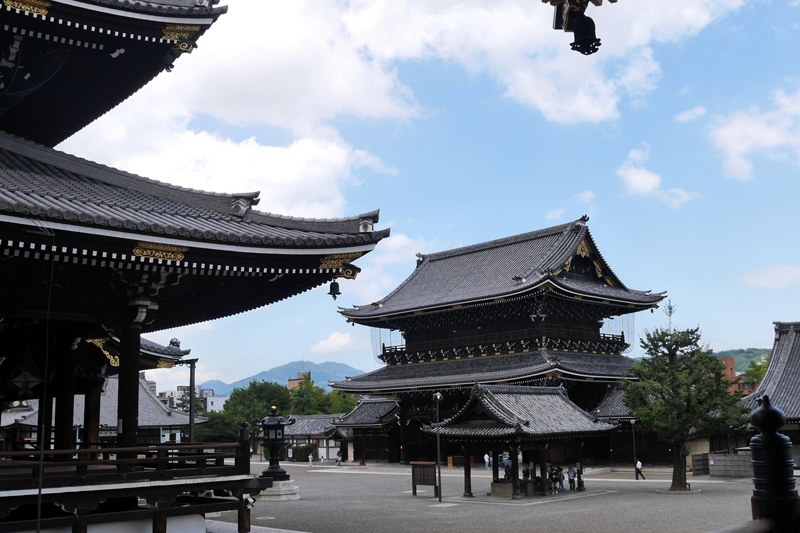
[308,453,314,467]
[549,467,560,495]
[636,459,645,480]
[484,453,490,470]
[558,466,565,490]
[336,450,342,466]
[567,466,576,490]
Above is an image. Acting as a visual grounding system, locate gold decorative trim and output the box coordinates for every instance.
[86,338,119,367]
[576,238,592,258]
[340,265,359,280]
[4,0,50,15]
[162,24,200,41]
[156,358,175,368]
[133,242,188,262]
[320,252,364,270]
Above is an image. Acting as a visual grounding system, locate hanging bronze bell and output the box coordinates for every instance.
[328,281,342,300]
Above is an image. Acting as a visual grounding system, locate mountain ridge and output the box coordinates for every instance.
[200,360,365,396]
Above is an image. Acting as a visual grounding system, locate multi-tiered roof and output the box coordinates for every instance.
[333,218,664,394]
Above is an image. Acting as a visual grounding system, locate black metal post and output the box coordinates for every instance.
[189,359,196,443]
[434,392,443,502]
[463,444,473,497]
[749,395,800,532]
[631,420,637,479]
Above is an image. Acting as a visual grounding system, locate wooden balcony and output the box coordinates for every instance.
[380,328,627,363]
[0,438,271,533]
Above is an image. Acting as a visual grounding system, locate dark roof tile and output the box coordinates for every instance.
[331,351,634,392]
[743,322,800,421]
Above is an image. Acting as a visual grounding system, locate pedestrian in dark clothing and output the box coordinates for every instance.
[568,466,576,490]
[549,467,560,495]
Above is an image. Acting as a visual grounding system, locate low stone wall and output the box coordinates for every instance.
[709,452,752,478]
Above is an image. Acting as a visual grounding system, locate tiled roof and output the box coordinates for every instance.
[743,322,800,421]
[0,131,388,249]
[138,337,190,358]
[423,385,615,440]
[331,351,634,392]
[342,217,663,319]
[6,375,200,429]
[78,0,228,16]
[594,385,633,419]
[285,414,341,437]
[334,398,399,428]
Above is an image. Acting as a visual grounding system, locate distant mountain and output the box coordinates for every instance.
[713,348,771,373]
[200,361,365,396]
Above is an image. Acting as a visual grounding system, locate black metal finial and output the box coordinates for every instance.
[750,395,786,434]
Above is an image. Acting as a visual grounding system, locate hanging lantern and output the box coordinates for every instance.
[569,13,601,55]
[328,281,342,300]
[9,354,42,395]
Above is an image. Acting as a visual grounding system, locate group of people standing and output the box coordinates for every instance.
[546,466,577,494]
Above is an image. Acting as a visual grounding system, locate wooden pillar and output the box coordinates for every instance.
[83,377,103,458]
[54,349,76,459]
[118,320,142,461]
[399,413,407,464]
[37,382,53,451]
[238,497,251,533]
[539,449,548,494]
[511,443,520,499]
[153,510,167,533]
[492,449,500,481]
[463,445,473,497]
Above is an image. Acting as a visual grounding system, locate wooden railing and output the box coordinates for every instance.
[381,327,626,362]
[0,441,250,491]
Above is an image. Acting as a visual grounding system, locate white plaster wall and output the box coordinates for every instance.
[22,514,205,533]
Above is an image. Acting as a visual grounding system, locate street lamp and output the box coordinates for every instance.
[433,392,443,503]
[631,419,637,479]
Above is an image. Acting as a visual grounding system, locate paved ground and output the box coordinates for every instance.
[207,461,757,533]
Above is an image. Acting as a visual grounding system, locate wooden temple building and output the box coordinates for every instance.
[740,322,800,463]
[0,0,388,530]
[332,217,667,471]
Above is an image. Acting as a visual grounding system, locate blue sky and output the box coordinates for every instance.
[60,0,800,391]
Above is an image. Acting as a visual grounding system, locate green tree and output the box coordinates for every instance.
[623,326,749,491]
[744,355,770,387]
[326,390,357,414]
[175,394,203,414]
[195,380,291,442]
[290,375,328,414]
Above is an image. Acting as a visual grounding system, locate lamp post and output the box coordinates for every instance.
[631,419,637,480]
[433,392,443,502]
[259,406,294,482]
[174,358,198,443]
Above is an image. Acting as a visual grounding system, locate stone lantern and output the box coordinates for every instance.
[259,406,294,482]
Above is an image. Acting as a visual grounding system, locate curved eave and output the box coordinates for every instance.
[342,278,663,323]
[330,366,634,394]
[0,215,388,256]
[53,0,226,24]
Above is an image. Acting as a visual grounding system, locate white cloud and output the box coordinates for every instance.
[738,266,800,289]
[545,208,566,220]
[674,106,707,123]
[310,332,359,354]
[575,190,595,203]
[61,103,394,218]
[617,144,699,208]
[370,233,439,265]
[710,88,800,180]
[59,1,750,219]
[145,322,216,347]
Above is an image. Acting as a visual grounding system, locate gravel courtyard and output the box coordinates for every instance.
[207,462,756,533]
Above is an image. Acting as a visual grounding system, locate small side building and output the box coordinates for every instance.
[285,414,348,461]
